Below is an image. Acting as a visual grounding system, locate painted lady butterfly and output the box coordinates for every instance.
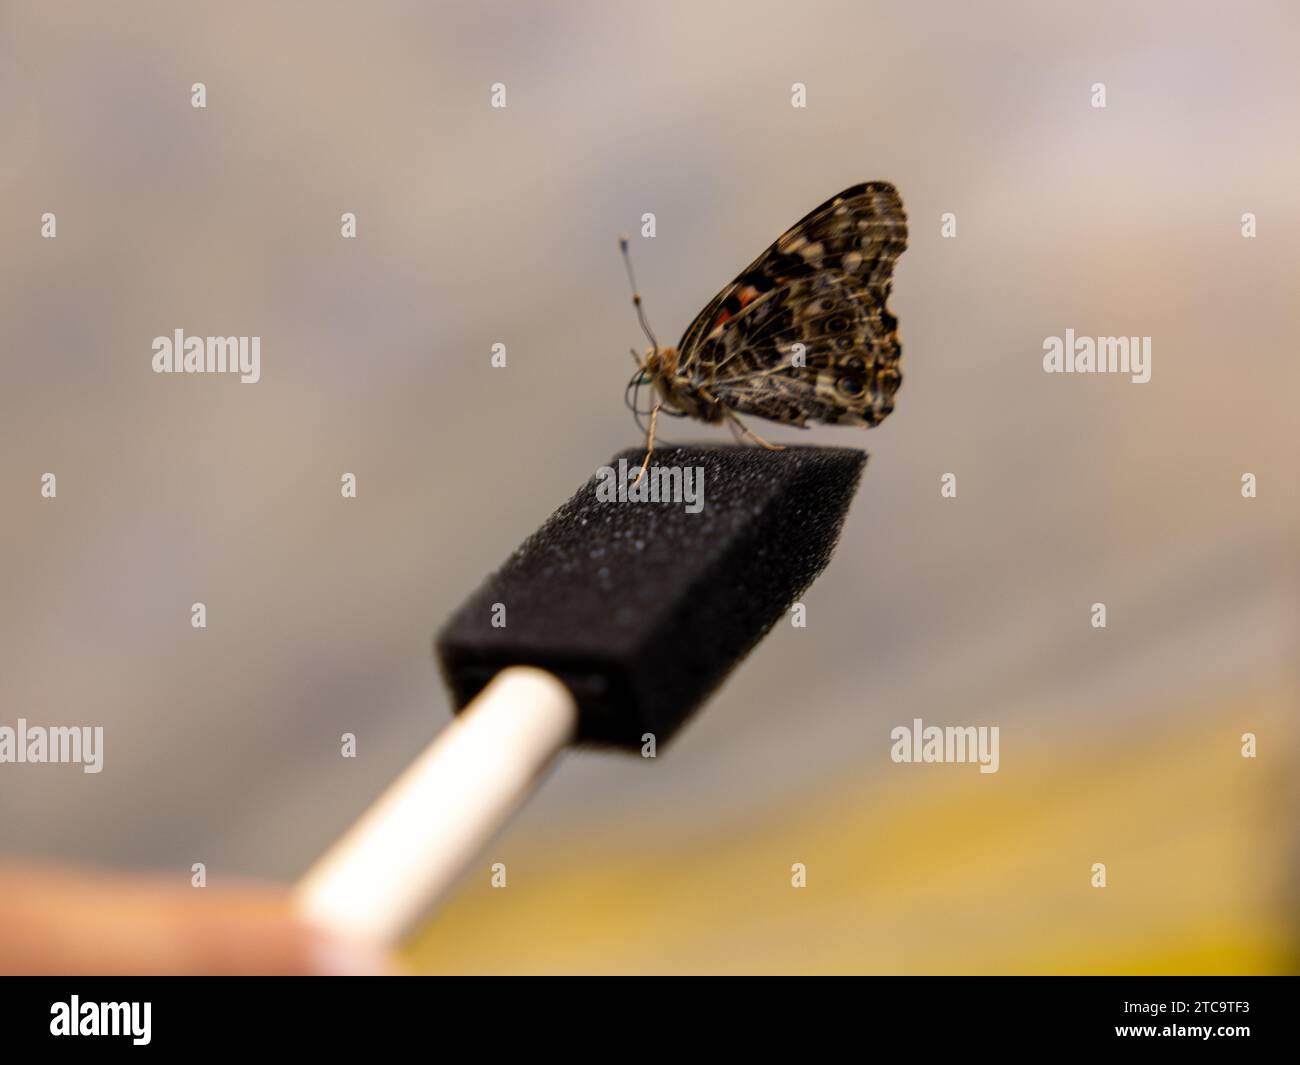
[623,182,908,474]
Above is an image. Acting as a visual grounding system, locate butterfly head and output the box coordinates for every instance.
[642,345,678,379]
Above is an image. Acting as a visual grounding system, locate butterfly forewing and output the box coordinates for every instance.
[677,182,908,428]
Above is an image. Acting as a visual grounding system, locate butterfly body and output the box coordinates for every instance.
[640,346,725,424]
[629,182,908,453]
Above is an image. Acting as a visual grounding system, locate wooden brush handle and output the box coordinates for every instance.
[293,667,577,946]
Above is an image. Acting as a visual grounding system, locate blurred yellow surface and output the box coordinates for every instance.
[408,680,1296,974]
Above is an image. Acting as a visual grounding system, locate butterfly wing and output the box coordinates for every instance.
[677,182,908,428]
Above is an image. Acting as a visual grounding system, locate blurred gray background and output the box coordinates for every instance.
[1,1,1296,971]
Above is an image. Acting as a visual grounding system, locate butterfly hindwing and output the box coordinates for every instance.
[677,182,908,428]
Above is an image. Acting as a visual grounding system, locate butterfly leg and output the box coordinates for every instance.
[634,402,662,485]
[697,386,785,451]
[724,409,786,451]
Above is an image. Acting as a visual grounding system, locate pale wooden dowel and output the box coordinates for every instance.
[294,666,578,946]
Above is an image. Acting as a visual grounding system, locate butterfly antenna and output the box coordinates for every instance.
[619,235,660,354]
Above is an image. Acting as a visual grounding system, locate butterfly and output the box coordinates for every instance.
[622,182,908,477]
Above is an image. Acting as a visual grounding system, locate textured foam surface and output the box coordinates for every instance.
[436,445,866,750]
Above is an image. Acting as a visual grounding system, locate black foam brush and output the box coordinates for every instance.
[295,445,865,944]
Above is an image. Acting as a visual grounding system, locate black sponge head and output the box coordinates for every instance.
[436,445,865,750]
